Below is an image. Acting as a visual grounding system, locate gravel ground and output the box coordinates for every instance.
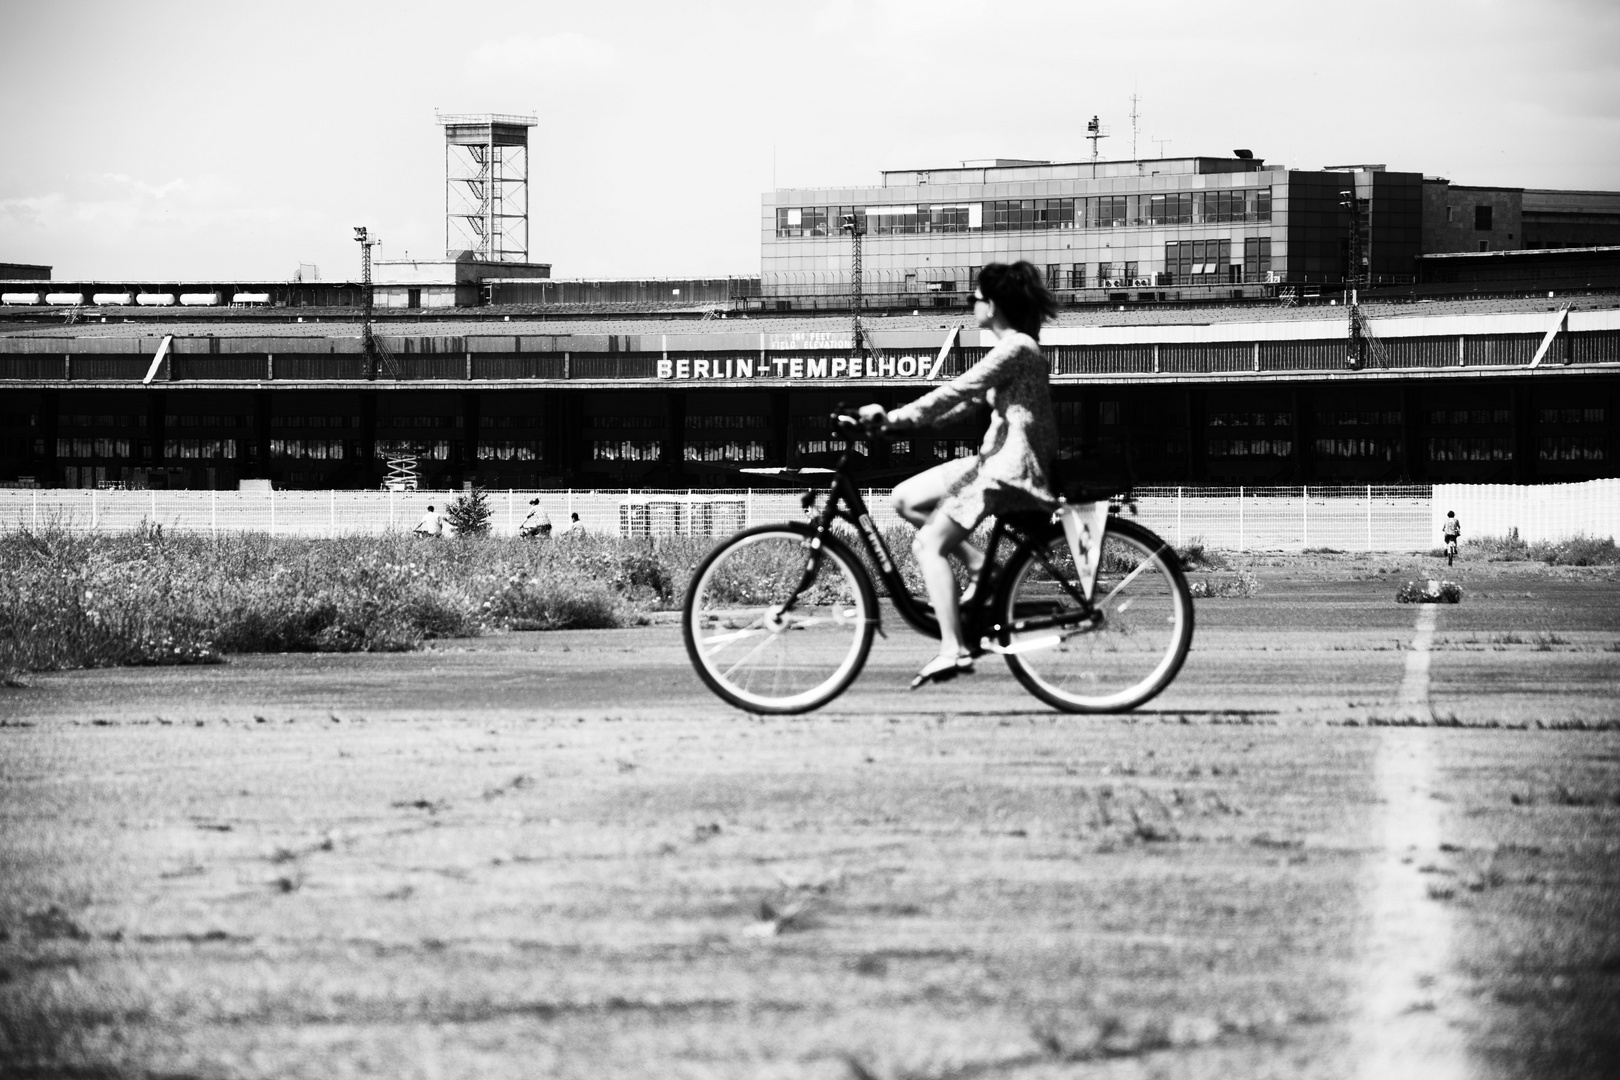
[1,563,1617,1079]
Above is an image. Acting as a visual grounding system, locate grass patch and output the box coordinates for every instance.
[0,527,712,681]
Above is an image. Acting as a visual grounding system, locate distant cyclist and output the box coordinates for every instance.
[1442,511,1461,566]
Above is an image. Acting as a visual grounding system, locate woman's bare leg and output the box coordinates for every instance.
[914,511,973,660]
[893,465,985,579]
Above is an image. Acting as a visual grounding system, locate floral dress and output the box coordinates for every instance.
[886,331,1058,530]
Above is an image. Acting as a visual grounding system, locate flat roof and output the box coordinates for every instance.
[1417,245,1620,261]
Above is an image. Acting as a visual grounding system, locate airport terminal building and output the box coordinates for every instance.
[1,303,1616,492]
[761,157,1620,306]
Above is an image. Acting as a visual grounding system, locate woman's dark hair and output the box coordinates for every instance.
[977,261,1058,340]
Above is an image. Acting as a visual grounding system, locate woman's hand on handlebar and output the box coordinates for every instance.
[857,403,889,433]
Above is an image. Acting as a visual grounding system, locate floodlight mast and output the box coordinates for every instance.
[354,227,395,380]
[841,212,866,363]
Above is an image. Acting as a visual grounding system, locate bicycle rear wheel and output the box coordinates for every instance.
[683,524,877,714]
[997,516,1193,712]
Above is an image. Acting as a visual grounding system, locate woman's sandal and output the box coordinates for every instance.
[909,652,976,690]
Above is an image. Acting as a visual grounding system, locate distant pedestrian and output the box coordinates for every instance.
[1441,511,1461,566]
[413,504,446,538]
[558,511,582,535]
[518,498,552,538]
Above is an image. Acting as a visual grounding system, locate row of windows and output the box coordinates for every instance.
[1430,409,1511,425]
[1317,411,1402,427]
[1209,439,1293,458]
[271,439,345,461]
[1539,436,1606,461]
[587,415,662,429]
[1210,411,1292,428]
[592,439,661,462]
[685,414,771,431]
[774,189,1272,238]
[477,440,542,461]
[375,441,451,460]
[1428,437,1512,462]
[1538,408,1606,424]
[58,414,144,429]
[481,416,544,430]
[169,439,237,460]
[684,440,768,462]
[796,438,870,457]
[57,438,132,460]
[1316,438,1402,461]
[272,415,359,429]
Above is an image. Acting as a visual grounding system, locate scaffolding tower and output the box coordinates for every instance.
[436,112,538,262]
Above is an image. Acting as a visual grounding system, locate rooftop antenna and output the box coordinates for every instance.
[1152,137,1171,159]
[1129,94,1140,160]
[1085,116,1109,177]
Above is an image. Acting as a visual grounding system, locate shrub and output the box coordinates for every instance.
[1469,527,1530,562]
[1396,579,1462,604]
[445,489,493,536]
[1177,539,1230,571]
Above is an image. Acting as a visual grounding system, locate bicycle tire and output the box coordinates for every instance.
[996,516,1193,713]
[683,523,877,714]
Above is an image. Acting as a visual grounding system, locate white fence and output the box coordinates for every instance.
[1431,479,1620,545]
[0,482,1613,549]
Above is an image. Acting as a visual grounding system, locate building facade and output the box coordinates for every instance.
[762,157,1424,305]
[2,308,1615,492]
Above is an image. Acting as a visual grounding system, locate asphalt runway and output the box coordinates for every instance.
[2,564,1617,1079]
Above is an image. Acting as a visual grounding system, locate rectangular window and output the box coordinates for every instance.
[1098,262,1114,284]
[1068,265,1087,289]
[1474,205,1493,230]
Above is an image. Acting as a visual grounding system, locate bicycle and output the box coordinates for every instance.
[682,412,1195,715]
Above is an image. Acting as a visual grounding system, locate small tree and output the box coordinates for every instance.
[445,488,492,537]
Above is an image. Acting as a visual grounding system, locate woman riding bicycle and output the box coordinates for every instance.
[860,261,1060,688]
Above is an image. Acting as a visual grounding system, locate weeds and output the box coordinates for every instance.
[0,527,707,681]
[1177,538,1230,571]
[1188,568,1261,599]
[1468,529,1620,566]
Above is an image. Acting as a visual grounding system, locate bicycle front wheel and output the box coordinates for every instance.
[997,516,1193,713]
[683,524,877,714]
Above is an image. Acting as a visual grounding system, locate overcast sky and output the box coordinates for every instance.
[2,0,1617,282]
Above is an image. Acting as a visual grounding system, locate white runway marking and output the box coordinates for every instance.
[1355,604,1467,1080]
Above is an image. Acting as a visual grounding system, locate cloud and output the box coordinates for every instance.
[0,171,295,257]
[466,33,617,83]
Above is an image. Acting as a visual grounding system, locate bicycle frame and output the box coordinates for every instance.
[789,428,1100,650]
